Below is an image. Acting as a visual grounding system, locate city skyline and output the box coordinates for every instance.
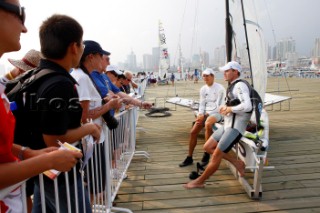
[1,0,319,74]
[122,36,319,72]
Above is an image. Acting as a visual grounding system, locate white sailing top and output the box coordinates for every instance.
[198,82,226,116]
[71,68,104,127]
[224,78,252,134]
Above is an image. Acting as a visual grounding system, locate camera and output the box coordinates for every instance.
[102,111,119,130]
[226,98,241,107]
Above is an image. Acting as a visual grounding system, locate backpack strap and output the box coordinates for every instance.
[20,69,57,92]
[226,79,242,101]
[5,68,64,102]
[227,80,241,128]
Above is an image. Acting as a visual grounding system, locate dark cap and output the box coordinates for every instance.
[83,40,110,58]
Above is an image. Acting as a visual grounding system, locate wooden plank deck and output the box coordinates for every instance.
[115,77,320,212]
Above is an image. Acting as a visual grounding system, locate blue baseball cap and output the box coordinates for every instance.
[83,40,110,58]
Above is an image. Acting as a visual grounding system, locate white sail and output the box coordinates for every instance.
[229,0,267,102]
[158,20,170,80]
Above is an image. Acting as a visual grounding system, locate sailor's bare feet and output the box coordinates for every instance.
[183,180,205,189]
[234,160,246,177]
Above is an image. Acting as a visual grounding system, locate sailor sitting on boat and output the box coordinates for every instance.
[179,68,226,167]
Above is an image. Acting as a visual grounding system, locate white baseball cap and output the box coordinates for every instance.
[202,68,215,76]
[219,61,242,72]
[106,65,122,75]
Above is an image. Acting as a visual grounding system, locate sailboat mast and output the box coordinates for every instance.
[225,0,233,62]
[240,0,254,87]
[158,20,169,80]
[158,20,162,79]
[178,39,183,79]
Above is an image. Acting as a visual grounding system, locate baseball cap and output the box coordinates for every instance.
[219,61,242,72]
[106,65,122,75]
[202,68,215,76]
[83,40,110,58]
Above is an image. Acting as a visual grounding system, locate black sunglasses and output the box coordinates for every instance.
[0,1,25,25]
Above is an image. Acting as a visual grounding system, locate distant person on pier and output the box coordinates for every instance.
[184,61,251,189]
[194,69,199,83]
[179,68,225,168]
[170,73,175,86]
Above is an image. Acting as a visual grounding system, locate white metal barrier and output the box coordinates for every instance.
[27,107,148,213]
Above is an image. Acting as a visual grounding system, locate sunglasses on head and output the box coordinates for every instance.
[0,1,25,25]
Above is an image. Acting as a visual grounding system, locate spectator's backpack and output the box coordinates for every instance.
[226,79,264,131]
[5,68,61,148]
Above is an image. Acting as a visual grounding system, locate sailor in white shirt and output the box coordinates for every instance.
[179,68,226,167]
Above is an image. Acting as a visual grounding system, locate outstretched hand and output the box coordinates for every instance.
[109,97,123,110]
[142,101,152,109]
[85,122,101,143]
[49,149,83,172]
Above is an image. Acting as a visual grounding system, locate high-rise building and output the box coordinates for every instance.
[267,44,272,60]
[126,51,137,71]
[200,51,209,68]
[312,38,320,57]
[152,47,160,73]
[213,45,226,67]
[143,54,153,71]
[275,37,296,60]
[191,54,201,69]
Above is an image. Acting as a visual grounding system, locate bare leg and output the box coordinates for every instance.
[204,116,217,141]
[204,139,245,177]
[203,137,218,155]
[223,152,246,177]
[184,140,246,189]
[187,123,203,157]
[184,142,223,189]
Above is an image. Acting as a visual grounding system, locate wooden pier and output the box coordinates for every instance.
[115,77,320,212]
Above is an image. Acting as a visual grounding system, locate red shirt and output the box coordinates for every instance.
[0,94,22,213]
[0,96,16,163]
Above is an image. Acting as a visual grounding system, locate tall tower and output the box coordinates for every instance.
[126,50,137,71]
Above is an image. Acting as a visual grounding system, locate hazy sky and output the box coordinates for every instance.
[0,0,319,72]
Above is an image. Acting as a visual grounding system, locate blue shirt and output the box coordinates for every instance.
[90,71,109,97]
[90,71,120,116]
[90,71,120,96]
[101,73,121,94]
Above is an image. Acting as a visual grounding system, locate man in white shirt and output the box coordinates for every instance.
[179,68,226,167]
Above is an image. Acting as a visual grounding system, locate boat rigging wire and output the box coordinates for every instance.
[173,0,188,67]
[240,0,254,88]
[263,0,292,97]
[190,0,199,61]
